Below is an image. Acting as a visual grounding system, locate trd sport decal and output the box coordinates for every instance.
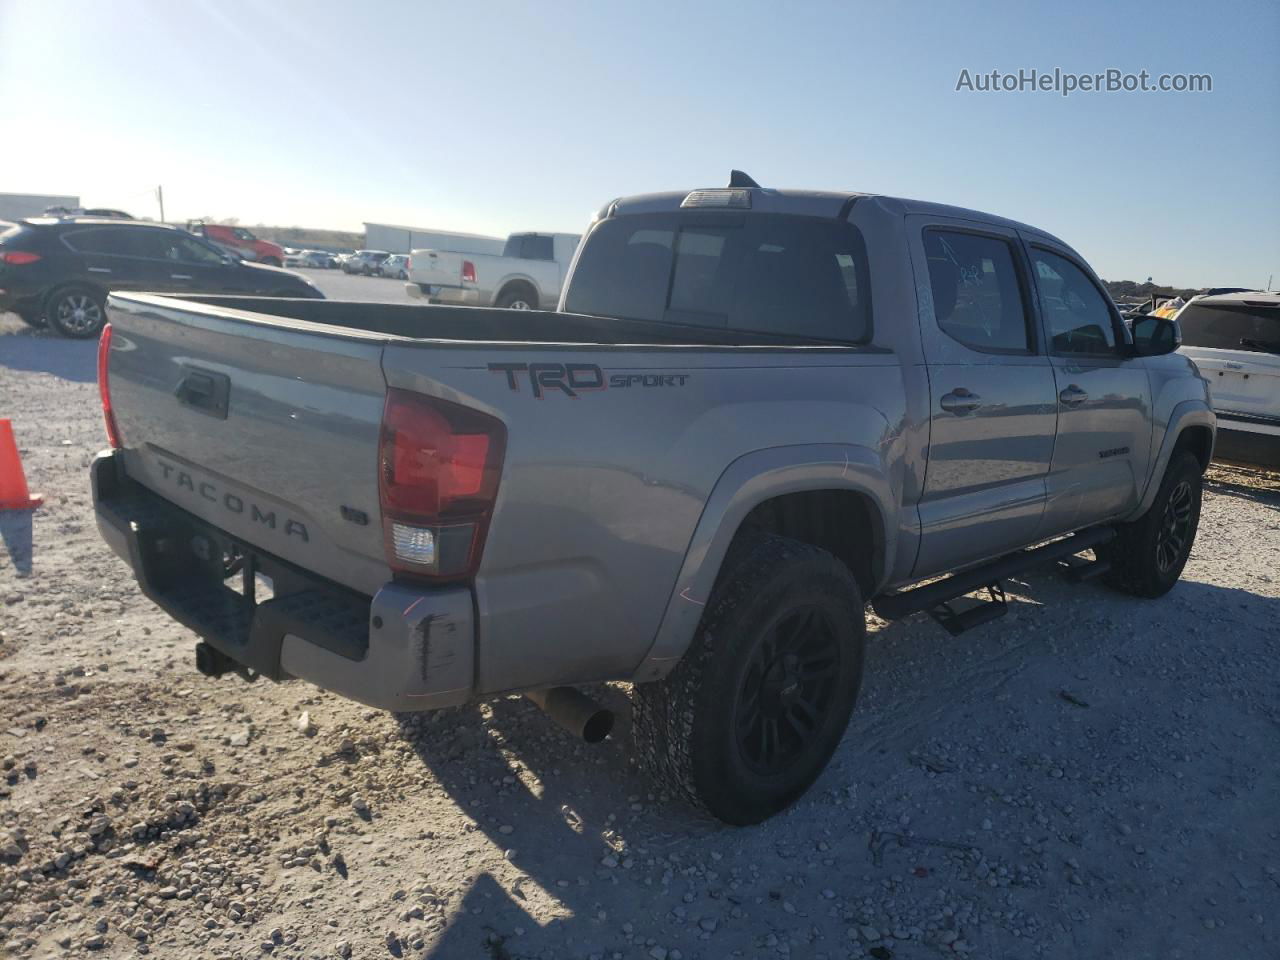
[489,362,689,398]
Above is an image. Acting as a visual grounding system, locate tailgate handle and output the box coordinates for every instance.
[176,368,230,419]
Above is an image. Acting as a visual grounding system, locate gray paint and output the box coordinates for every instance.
[100,184,1214,710]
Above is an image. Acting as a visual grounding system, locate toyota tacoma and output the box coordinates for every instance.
[92,173,1214,824]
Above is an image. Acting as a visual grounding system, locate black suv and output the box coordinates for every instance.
[0,218,323,338]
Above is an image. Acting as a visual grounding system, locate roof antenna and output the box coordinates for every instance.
[727,170,760,188]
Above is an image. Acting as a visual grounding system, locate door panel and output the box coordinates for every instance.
[60,228,168,294]
[908,216,1058,577]
[137,230,238,294]
[1024,243,1152,537]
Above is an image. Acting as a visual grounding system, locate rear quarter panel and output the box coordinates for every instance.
[381,341,906,695]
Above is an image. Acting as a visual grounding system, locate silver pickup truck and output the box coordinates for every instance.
[93,175,1214,824]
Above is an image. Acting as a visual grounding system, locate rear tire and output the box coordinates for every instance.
[632,533,865,825]
[1100,451,1202,598]
[45,285,106,339]
[496,286,536,310]
[260,257,282,267]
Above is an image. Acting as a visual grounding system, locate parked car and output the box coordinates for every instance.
[186,221,284,267]
[406,232,580,309]
[1176,291,1280,467]
[92,175,1213,824]
[0,217,322,338]
[305,250,338,269]
[380,254,409,279]
[283,249,308,268]
[343,250,391,275]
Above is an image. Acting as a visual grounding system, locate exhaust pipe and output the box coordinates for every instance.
[525,687,614,744]
[194,642,234,678]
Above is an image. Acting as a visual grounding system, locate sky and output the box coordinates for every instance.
[0,0,1276,288]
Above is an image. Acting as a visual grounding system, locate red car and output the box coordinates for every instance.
[186,221,284,267]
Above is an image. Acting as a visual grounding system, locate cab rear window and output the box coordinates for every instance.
[565,212,871,343]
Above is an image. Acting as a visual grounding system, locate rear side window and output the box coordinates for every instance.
[1030,248,1119,356]
[63,228,138,256]
[565,213,870,342]
[923,230,1031,353]
[524,235,554,260]
[1177,303,1280,353]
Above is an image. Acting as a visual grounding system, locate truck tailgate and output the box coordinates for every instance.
[409,249,465,287]
[105,295,391,596]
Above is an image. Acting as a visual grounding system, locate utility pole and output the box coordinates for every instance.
[156,185,165,224]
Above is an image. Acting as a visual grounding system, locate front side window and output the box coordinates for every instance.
[923,230,1031,353]
[564,212,870,342]
[1030,248,1118,356]
[1177,303,1280,354]
[141,231,226,264]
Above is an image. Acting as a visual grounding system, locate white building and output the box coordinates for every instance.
[0,192,80,221]
[363,222,504,256]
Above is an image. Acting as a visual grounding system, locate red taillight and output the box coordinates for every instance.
[461,260,477,284]
[97,323,123,449]
[378,389,505,580]
[1,251,42,265]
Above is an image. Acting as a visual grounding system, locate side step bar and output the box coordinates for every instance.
[872,527,1116,625]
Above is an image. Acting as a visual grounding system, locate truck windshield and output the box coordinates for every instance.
[564,212,871,343]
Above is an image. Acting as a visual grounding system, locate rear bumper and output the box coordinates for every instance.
[404,282,478,305]
[91,451,475,711]
[1216,411,1280,439]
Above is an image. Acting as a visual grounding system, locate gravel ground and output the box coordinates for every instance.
[2,313,1278,960]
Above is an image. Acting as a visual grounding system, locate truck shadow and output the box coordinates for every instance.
[0,324,98,383]
[392,685,722,958]
[391,572,1279,959]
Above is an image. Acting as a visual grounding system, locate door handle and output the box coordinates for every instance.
[1059,385,1089,406]
[171,274,193,280]
[87,267,112,274]
[940,389,982,414]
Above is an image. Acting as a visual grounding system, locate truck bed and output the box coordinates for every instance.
[171,294,856,348]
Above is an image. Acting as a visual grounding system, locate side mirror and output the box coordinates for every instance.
[1130,315,1180,356]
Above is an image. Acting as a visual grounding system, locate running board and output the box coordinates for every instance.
[872,527,1116,624]
[928,583,1008,636]
[1057,554,1112,583]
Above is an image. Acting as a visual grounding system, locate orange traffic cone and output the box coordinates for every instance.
[0,419,43,510]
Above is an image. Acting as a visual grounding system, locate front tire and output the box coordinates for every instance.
[1101,451,1203,597]
[632,533,865,825]
[15,308,46,328]
[46,286,106,339]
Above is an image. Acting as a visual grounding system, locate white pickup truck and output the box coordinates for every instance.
[405,232,581,310]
